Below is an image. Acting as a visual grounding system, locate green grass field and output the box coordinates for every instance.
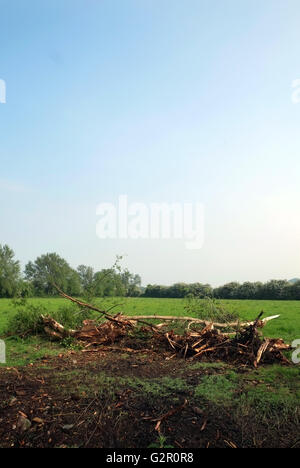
[1,296,299,338]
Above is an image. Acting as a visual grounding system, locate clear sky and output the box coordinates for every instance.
[1,0,300,286]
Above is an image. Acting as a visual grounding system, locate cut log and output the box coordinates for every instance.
[41,315,76,338]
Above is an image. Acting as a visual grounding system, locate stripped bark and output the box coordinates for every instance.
[119,314,280,329]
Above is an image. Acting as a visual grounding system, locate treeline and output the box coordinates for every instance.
[1,243,300,300]
[144,280,300,300]
[0,244,141,298]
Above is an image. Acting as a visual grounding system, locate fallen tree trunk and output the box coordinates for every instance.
[42,316,130,344]
[119,314,280,329]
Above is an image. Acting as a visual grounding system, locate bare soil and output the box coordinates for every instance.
[0,344,298,448]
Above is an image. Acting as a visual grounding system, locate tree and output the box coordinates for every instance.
[93,269,126,297]
[144,284,168,298]
[289,280,300,300]
[0,244,21,297]
[213,282,241,299]
[188,283,213,298]
[236,282,263,299]
[77,265,95,297]
[120,270,142,297]
[261,280,290,300]
[25,253,81,296]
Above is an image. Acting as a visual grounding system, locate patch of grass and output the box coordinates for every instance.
[55,372,189,402]
[238,365,300,422]
[239,385,299,422]
[0,335,62,367]
[53,369,96,397]
[194,371,239,406]
[189,361,227,370]
[128,376,188,398]
[244,365,300,387]
[72,372,189,401]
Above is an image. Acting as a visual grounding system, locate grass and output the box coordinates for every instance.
[2,335,62,366]
[194,371,239,406]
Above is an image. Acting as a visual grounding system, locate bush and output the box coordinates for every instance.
[6,302,45,336]
[5,299,95,337]
[185,296,239,323]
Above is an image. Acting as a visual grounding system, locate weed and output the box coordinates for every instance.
[148,434,174,449]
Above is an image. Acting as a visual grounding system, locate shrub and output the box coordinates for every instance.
[5,299,95,337]
[185,296,239,323]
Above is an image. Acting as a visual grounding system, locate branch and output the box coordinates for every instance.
[54,285,161,332]
[119,314,280,328]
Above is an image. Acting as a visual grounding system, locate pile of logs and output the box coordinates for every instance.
[42,315,133,346]
[41,291,291,367]
[159,321,290,367]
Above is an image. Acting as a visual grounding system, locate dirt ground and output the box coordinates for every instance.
[0,343,298,449]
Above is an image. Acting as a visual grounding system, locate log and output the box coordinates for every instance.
[44,326,64,341]
[119,314,280,329]
[41,315,76,338]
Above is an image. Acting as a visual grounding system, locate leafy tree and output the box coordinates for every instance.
[188,283,213,298]
[261,280,290,300]
[77,265,95,297]
[213,282,241,299]
[93,269,125,297]
[25,253,81,296]
[67,269,82,296]
[120,269,142,297]
[168,283,189,298]
[144,284,168,298]
[234,281,263,299]
[0,244,21,297]
[289,280,300,300]
[144,282,212,298]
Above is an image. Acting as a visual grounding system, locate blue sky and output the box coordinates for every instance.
[1,0,300,286]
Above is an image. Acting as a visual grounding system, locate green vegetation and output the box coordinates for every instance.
[0,244,22,297]
[3,299,94,336]
[188,361,227,370]
[1,244,300,302]
[185,296,239,323]
[194,372,239,405]
[144,279,300,300]
[2,336,62,366]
